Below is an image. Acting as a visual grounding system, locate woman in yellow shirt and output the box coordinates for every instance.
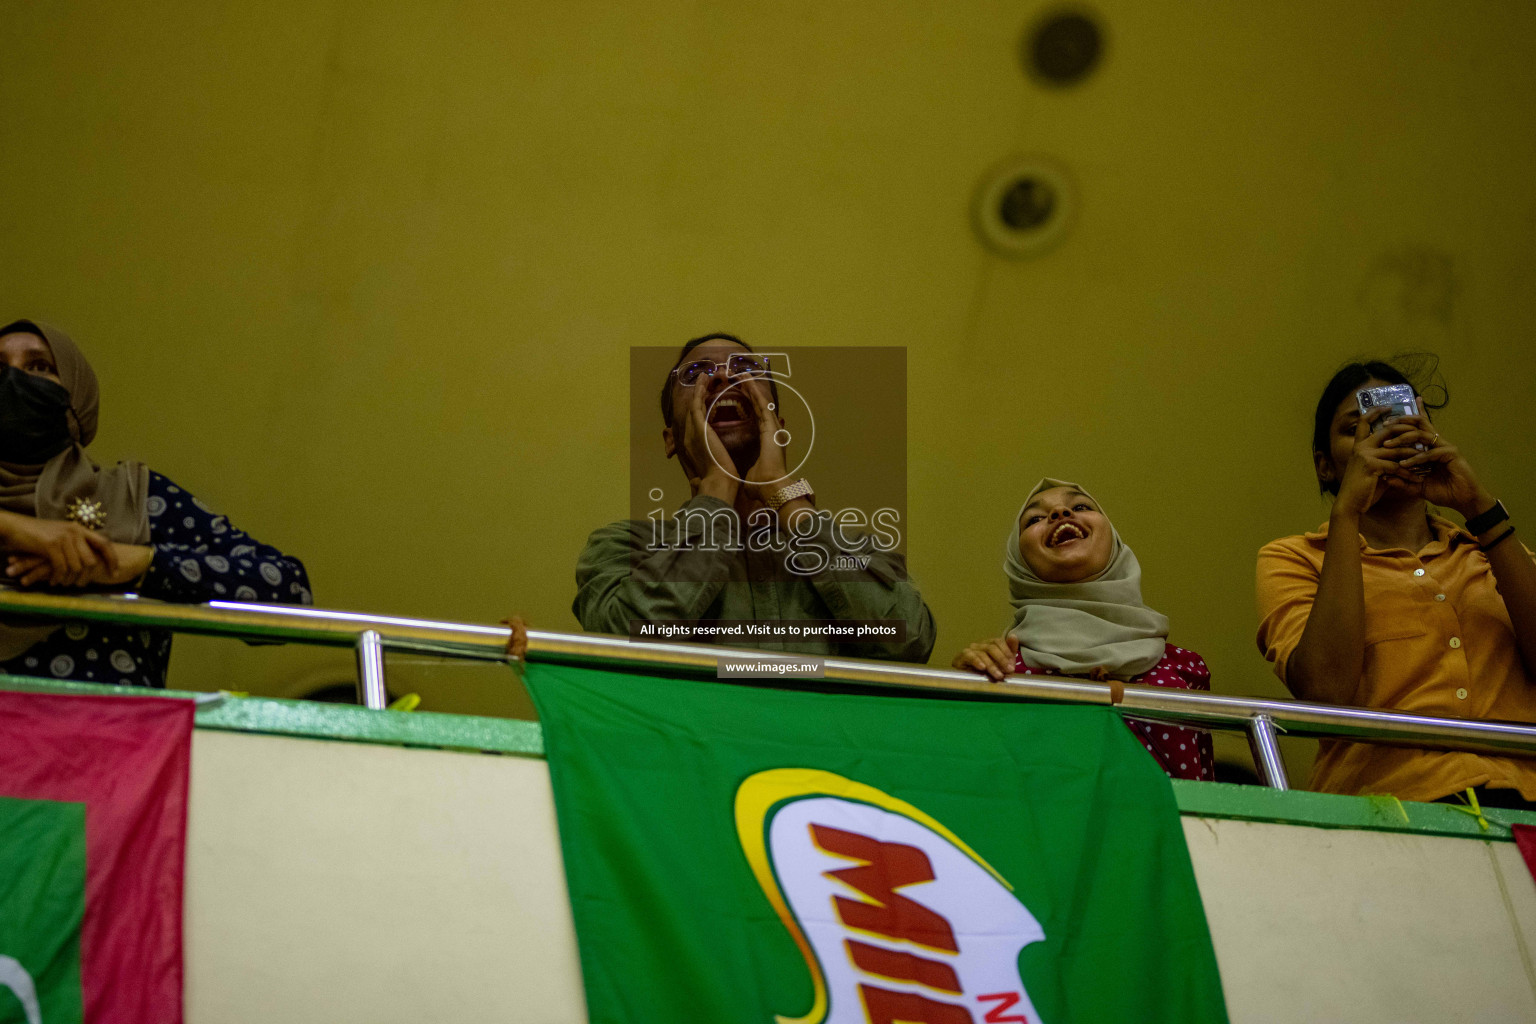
[1256,359,1536,808]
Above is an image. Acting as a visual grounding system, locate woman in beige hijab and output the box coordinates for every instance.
[0,318,311,686]
[953,479,1213,780]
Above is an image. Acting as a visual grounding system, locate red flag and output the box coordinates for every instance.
[1513,824,1536,887]
[0,691,193,1023]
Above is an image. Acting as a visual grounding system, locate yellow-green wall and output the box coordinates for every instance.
[3,2,1534,772]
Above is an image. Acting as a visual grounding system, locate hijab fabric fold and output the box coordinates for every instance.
[0,319,149,659]
[1004,477,1168,680]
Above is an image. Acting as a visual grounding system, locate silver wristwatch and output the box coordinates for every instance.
[767,478,815,511]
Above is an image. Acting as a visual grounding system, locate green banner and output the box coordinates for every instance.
[0,797,85,1024]
[528,664,1228,1024]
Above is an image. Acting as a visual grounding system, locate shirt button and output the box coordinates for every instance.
[1414,568,1426,577]
[1449,637,1462,649]
[1435,594,1446,602]
[1456,687,1469,700]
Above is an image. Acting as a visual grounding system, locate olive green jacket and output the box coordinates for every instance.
[573,496,936,662]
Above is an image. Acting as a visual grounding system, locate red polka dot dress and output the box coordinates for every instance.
[1012,642,1215,781]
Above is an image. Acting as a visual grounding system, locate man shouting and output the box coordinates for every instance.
[573,333,935,661]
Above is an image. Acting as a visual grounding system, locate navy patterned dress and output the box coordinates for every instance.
[0,471,311,688]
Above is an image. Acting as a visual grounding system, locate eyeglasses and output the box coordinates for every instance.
[671,353,774,386]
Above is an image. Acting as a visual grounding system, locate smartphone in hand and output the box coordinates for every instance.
[1357,384,1429,468]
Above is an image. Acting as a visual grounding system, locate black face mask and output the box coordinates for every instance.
[0,365,74,464]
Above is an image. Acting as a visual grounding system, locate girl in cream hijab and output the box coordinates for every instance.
[953,478,1213,780]
[0,318,312,687]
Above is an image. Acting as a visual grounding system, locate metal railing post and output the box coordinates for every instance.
[355,629,388,710]
[1248,713,1289,790]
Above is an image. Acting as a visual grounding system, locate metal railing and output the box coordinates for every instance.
[3,589,1535,790]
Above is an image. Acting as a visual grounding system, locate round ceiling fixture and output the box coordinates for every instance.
[972,155,1076,259]
[1024,7,1106,87]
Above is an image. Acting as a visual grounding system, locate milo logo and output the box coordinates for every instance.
[735,769,1045,1024]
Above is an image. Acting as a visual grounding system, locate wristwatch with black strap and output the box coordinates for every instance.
[1465,499,1509,537]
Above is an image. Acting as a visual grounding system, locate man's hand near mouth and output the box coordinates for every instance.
[681,382,739,504]
[742,378,787,494]
[740,378,815,525]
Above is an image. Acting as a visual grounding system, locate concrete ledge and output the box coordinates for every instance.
[6,673,1531,840]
